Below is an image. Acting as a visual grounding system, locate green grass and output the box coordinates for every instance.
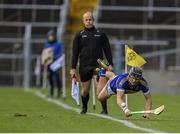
[0,87,180,132]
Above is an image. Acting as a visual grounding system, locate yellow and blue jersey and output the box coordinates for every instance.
[110,73,150,94]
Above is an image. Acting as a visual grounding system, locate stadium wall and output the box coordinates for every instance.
[144,71,180,95]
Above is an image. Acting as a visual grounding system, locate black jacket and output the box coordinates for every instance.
[71,26,113,69]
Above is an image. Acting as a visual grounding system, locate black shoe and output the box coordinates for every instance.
[80,108,87,114]
[57,90,62,98]
[100,110,108,115]
[57,93,62,98]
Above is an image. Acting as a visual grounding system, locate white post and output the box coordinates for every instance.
[125,45,128,108]
[23,24,32,89]
[57,0,69,40]
[34,56,41,87]
[62,54,66,99]
[92,76,96,109]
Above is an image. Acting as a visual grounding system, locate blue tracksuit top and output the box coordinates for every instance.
[43,40,63,60]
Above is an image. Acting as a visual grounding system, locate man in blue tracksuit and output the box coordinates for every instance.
[96,67,152,118]
[43,30,63,98]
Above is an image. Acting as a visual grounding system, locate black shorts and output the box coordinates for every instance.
[79,66,97,82]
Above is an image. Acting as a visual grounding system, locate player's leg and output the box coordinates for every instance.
[97,81,111,101]
[79,68,93,114]
[80,80,91,114]
[97,78,115,114]
[97,76,108,114]
[97,83,111,114]
[96,76,107,96]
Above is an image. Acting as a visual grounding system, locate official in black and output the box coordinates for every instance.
[70,11,113,114]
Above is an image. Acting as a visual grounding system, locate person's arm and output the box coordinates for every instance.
[70,33,81,78]
[142,92,152,118]
[101,33,113,69]
[41,44,53,67]
[116,91,131,117]
[140,79,152,118]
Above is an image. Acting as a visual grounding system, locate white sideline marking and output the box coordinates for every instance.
[30,90,164,133]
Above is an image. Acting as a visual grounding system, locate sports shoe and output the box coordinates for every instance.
[100,110,108,115]
[57,90,62,98]
[80,108,87,114]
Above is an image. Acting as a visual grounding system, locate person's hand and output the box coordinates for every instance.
[108,65,113,71]
[121,103,132,117]
[70,69,77,80]
[124,109,132,117]
[142,113,150,119]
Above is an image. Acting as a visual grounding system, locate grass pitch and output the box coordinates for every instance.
[0,87,180,132]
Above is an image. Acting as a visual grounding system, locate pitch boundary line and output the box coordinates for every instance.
[27,90,164,133]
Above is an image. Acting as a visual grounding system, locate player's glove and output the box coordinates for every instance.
[121,103,132,117]
[124,109,132,117]
[98,68,106,77]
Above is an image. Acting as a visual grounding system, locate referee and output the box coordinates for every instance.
[70,12,113,114]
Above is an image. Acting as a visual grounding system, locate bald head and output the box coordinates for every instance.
[82,11,94,28]
[83,12,94,19]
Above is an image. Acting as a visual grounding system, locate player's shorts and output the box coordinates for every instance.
[106,76,117,96]
[79,65,97,82]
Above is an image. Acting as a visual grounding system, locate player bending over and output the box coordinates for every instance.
[96,67,152,118]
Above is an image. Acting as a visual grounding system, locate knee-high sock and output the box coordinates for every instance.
[101,100,107,111]
[81,94,89,109]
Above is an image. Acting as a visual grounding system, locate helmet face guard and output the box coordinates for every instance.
[129,67,143,80]
[130,73,142,80]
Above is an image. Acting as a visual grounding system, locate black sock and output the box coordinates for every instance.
[81,94,89,109]
[101,100,107,112]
